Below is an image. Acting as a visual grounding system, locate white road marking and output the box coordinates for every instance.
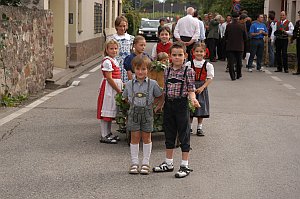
[71,81,80,86]
[0,87,73,127]
[271,76,282,82]
[78,74,90,79]
[89,65,101,72]
[264,70,272,75]
[283,84,296,90]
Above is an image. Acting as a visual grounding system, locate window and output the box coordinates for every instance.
[94,3,103,34]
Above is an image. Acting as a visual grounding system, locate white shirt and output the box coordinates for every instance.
[275,19,294,37]
[199,20,206,41]
[174,14,200,41]
[185,59,214,79]
[219,23,226,38]
[270,21,277,42]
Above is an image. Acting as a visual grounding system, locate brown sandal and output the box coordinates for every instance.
[129,164,139,174]
[140,164,150,175]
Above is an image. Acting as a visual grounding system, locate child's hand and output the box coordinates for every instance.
[195,86,205,94]
[191,98,200,108]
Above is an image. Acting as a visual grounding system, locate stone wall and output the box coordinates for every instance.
[0,6,53,97]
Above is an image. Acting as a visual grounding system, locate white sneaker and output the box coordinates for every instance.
[248,68,253,72]
[175,165,193,178]
[153,162,174,172]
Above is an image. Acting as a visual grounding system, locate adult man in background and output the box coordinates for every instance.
[274,11,294,73]
[174,7,200,61]
[247,14,268,72]
[267,11,277,68]
[225,12,247,80]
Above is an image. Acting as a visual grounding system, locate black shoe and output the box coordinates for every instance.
[108,133,120,141]
[293,72,300,75]
[274,70,282,72]
[175,165,193,178]
[196,129,205,136]
[153,162,174,172]
[284,70,289,73]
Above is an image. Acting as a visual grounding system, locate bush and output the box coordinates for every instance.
[125,11,140,36]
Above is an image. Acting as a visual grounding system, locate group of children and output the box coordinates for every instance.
[96,16,214,178]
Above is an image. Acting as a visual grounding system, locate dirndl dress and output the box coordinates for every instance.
[190,60,210,118]
[192,81,210,118]
[97,57,123,121]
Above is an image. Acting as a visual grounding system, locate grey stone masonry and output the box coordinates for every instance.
[0,6,53,97]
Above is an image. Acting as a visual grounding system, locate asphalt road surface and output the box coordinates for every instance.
[0,42,299,199]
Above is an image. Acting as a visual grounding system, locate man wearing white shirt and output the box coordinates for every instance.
[174,7,200,61]
[193,10,206,42]
[274,11,294,73]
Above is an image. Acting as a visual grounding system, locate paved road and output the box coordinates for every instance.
[0,42,299,199]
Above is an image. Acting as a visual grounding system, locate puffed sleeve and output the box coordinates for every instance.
[102,59,114,72]
[206,62,215,79]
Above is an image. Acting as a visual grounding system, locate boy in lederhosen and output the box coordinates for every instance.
[153,42,200,178]
[123,55,163,175]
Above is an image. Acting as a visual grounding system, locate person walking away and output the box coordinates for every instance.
[151,26,172,60]
[185,43,214,136]
[174,7,200,61]
[292,11,300,75]
[123,55,163,175]
[225,12,247,80]
[207,14,221,62]
[152,42,200,178]
[274,11,294,73]
[97,40,123,144]
[247,14,268,72]
[124,35,150,80]
[107,16,134,82]
[267,11,277,68]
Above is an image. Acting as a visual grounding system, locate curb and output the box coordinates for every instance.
[46,55,102,88]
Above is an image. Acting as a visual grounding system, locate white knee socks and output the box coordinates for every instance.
[130,142,153,165]
[100,120,109,138]
[130,143,139,165]
[142,142,152,165]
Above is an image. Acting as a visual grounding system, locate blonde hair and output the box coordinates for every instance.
[157,52,169,61]
[115,16,128,29]
[133,35,146,46]
[131,54,152,71]
[104,39,119,56]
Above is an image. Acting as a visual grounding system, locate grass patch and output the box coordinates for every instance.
[0,94,28,107]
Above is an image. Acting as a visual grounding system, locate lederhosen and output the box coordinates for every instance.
[163,66,191,152]
[191,60,210,118]
[127,80,153,132]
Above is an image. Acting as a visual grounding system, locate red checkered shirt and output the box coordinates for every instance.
[164,65,195,99]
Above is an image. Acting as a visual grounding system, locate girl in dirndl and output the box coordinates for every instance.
[97,39,123,144]
[186,43,214,136]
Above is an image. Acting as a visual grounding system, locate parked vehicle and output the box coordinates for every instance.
[138,19,159,41]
